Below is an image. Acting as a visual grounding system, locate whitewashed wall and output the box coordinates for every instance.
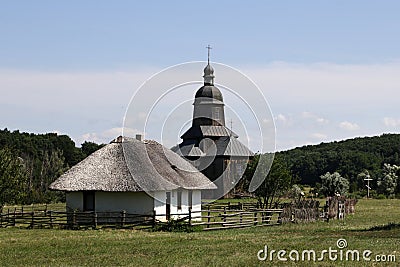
[153,191,166,221]
[66,190,203,222]
[153,189,203,222]
[191,190,202,221]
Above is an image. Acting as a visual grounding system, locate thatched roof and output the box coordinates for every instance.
[49,137,216,192]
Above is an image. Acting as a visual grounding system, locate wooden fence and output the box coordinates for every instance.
[0,206,283,231]
[0,198,357,230]
[0,209,155,229]
[204,198,358,223]
[194,208,283,230]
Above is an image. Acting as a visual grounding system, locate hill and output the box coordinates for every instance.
[0,128,104,204]
[278,133,400,190]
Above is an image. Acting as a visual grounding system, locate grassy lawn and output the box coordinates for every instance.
[1,199,399,266]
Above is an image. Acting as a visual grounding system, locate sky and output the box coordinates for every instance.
[1,1,400,151]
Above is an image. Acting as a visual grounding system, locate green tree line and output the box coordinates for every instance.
[238,134,400,200]
[278,134,400,190]
[0,129,104,207]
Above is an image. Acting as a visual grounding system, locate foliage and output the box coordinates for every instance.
[253,155,294,208]
[278,134,400,189]
[319,172,349,197]
[377,163,400,197]
[81,141,105,157]
[0,147,27,207]
[287,184,304,201]
[0,128,104,204]
[152,219,202,232]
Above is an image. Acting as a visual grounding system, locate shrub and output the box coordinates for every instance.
[152,219,202,233]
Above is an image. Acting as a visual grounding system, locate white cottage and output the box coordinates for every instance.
[49,136,216,222]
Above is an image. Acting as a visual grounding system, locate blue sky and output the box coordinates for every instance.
[1,1,400,151]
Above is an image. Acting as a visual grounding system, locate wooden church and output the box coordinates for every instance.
[172,52,254,198]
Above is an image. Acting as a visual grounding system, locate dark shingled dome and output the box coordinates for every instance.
[195,85,223,102]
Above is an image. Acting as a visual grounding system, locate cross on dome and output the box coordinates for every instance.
[203,45,215,85]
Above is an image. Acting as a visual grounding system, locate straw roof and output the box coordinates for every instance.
[49,137,216,192]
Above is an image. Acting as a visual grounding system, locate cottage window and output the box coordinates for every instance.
[177,190,182,210]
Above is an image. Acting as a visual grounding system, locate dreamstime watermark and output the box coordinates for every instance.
[257,238,397,263]
[123,61,276,202]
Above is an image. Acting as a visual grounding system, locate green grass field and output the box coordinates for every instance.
[1,199,399,266]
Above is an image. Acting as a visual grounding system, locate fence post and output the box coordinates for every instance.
[240,212,242,224]
[254,211,257,226]
[13,208,16,226]
[121,210,126,227]
[188,207,192,225]
[152,210,156,228]
[31,211,34,228]
[207,208,210,229]
[49,211,53,228]
[223,207,226,226]
[72,210,76,228]
[277,211,282,224]
[93,212,98,228]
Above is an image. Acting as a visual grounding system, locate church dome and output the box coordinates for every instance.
[204,64,214,75]
[195,85,223,102]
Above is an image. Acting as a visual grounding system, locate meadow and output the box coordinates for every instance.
[1,199,399,266]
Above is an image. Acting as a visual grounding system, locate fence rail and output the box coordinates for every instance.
[195,208,283,230]
[0,207,283,230]
[0,198,357,230]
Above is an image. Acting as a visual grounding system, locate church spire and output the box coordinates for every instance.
[203,45,215,85]
[207,45,211,64]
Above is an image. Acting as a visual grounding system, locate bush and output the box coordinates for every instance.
[375,194,386,199]
[152,219,202,233]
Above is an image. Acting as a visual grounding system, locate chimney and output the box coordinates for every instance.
[136,134,143,142]
[111,136,124,143]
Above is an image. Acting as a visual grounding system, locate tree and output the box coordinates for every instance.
[377,163,399,197]
[319,172,349,197]
[0,148,27,208]
[254,156,293,208]
[287,184,304,202]
[81,141,104,157]
[39,150,67,202]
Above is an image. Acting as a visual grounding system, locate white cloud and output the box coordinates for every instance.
[274,114,293,126]
[76,127,143,145]
[383,117,400,127]
[339,121,360,131]
[244,62,400,110]
[311,133,328,139]
[276,114,287,122]
[301,111,329,124]
[1,61,400,151]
